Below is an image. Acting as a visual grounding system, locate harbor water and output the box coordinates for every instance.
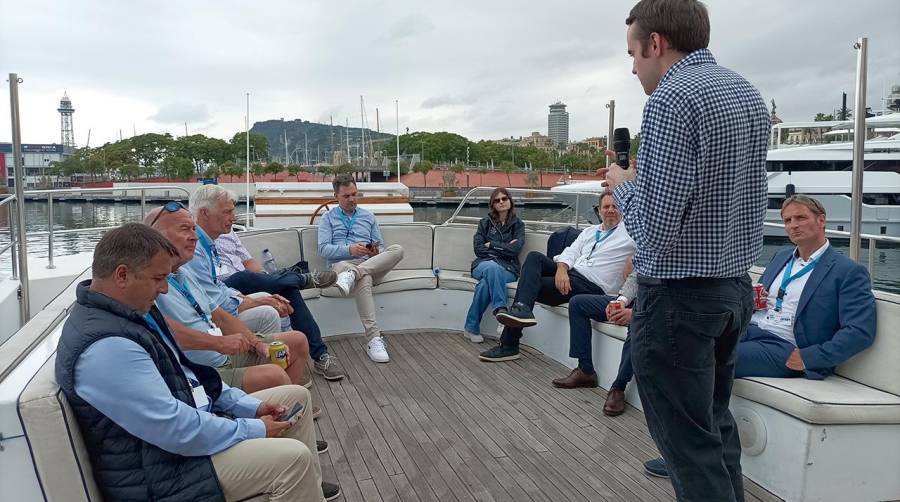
[1,200,897,294]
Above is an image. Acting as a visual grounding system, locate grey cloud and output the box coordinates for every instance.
[421,94,478,109]
[377,14,435,43]
[149,103,211,125]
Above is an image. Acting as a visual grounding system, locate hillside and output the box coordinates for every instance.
[251,118,394,164]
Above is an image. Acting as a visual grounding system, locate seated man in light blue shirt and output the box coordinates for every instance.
[55,223,339,501]
[147,204,312,394]
[318,176,404,363]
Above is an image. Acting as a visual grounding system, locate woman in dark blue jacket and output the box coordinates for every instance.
[464,188,526,342]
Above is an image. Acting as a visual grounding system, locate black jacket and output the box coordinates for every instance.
[471,215,526,278]
[55,280,225,502]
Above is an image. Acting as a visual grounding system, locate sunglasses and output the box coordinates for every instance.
[493,196,509,204]
[149,201,187,227]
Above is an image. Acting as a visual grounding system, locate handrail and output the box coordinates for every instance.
[0,185,193,334]
[445,186,603,227]
[763,221,894,275]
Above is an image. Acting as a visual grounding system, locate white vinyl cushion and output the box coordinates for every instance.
[732,375,900,425]
[19,355,102,502]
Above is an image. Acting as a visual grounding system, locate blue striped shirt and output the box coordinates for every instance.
[614,49,769,279]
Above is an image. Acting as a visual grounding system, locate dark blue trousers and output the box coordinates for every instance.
[632,275,753,502]
[500,252,604,347]
[735,325,803,378]
[568,294,634,389]
[224,270,329,360]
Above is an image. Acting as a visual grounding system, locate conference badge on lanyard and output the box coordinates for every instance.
[774,256,818,312]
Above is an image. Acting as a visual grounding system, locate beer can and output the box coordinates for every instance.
[268,341,288,369]
[752,284,767,310]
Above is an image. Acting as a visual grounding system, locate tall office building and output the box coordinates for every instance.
[547,102,569,149]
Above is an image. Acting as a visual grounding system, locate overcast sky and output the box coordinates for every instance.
[1,0,898,147]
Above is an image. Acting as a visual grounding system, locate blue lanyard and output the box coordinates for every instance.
[774,256,819,312]
[587,226,617,261]
[167,275,213,327]
[195,229,221,279]
[337,209,358,242]
[144,313,165,338]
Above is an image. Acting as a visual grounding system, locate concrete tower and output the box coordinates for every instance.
[547,101,569,149]
[58,92,76,147]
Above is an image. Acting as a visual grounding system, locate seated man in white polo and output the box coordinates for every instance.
[317,175,404,363]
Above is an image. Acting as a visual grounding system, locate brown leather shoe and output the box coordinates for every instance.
[552,368,598,389]
[603,388,626,416]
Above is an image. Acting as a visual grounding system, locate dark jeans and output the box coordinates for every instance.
[631,274,753,502]
[612,332,633,391]
[569,294,634,389]
[224,270,328,360]
[500,251,604,347]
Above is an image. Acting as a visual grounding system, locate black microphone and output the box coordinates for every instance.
[613,128,630,168]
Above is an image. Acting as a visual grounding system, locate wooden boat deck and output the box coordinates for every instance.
[310,330,781,502]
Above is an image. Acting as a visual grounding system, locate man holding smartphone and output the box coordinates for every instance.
[318,175,404,363]
[602,1,769,500]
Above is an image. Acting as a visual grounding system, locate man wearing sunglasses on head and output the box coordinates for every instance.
[147,203,313,396]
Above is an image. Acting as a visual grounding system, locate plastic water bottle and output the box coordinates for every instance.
[433,267,441,277]
[262,249,278,273]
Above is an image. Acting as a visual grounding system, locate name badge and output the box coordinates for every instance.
[192,383,210,409]
[765,312,794,327]
[207,326,223,337]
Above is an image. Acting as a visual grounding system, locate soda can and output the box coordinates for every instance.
[268,341,288,369]
[608,300,623,311]
[752,284,767,310]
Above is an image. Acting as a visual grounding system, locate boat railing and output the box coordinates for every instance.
[764,221,899,276]
[445,186,605,229]
[0,186,192,327]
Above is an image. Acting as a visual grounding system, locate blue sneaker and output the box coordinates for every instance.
[644,457,669,478]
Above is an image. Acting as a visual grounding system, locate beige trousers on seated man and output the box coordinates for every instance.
[332,244,404,339]
[212,384,324,502]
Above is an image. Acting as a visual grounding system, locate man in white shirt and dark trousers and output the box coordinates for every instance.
[479,192,634,362]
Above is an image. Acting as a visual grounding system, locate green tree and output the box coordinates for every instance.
[476,164,488,186]
[251,162,266,182]
[450,163,466,187]
[286,163,304,181]
[203,165,221,180]
[498,160,516,187]
[266,161,284,181]
[334,163,355,177]
[413,159,433,187]
[231,132,270,162]
[160,156,194,180]
[440,171,458,193]
[219,161,239,182]
[130,133,173,173]
[814,112,835,121]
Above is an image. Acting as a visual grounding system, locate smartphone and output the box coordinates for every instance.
[277,402,305,425]
[365,242,375,250]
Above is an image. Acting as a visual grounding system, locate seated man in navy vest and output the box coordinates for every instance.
[55,223,340,501]
[641,195,878,480]
[738,194,877,379]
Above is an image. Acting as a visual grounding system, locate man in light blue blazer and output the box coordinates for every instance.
[738,195,877,380]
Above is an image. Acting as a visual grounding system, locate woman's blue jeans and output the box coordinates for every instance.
[464,260,516,334]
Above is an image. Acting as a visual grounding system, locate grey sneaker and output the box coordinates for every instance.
[303,270,337,289]
[314,353,346,381]
[464,331,484,343]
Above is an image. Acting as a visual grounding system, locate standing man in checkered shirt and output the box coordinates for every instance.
[603,1,769,500]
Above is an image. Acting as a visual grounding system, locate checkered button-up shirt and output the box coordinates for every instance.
[614,49,770,279]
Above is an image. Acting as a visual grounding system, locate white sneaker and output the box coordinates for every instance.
[335,271,356,295]
[366,336,390,363]
[464,331,484,343]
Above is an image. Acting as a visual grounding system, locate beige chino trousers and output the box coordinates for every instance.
[331,244,404,339]
[211,384,324,502]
